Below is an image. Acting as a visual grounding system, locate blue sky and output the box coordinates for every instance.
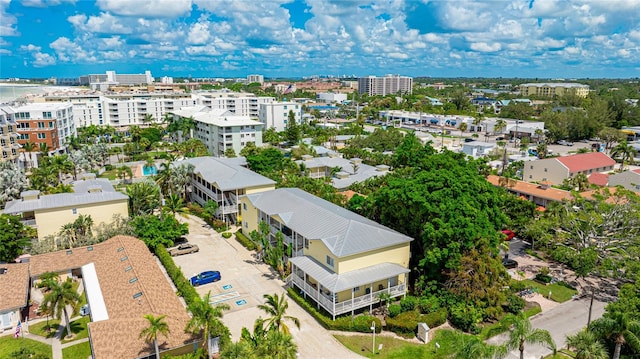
[1,0,639,79]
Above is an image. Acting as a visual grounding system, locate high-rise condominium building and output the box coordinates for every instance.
[0,108,21,162]
[5,103,76,154]
[258,102,302,132]
[358,75,413,96]
[247,74,264,84]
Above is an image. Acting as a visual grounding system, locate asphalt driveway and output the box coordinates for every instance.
[172,214,363,359]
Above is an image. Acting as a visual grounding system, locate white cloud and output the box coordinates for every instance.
[470,42,502,52]
[187,22,210,45]
[50,36,97,63]
[68,12,132,34]
[20,44,41,52]
[96,0,192,17]
[32,52,56,67]
[20,0,76,7]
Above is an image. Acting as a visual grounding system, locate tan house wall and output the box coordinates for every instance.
[240,196,260,234]
[34,200,129,240]
[305,239,338,272]
[609,172,640,191]
[523,159,568,184]
[245,183,275,195]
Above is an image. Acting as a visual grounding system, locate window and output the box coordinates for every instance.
[37,133,46,139]
[244,221,248,228]
[43,112,52,119]
[48,121,54,128]
[353,286,360,292]
[38,122,45,128]
[304,237,309,249]
[243,203,247,211]
[326,255,334,267]
[530,165,533,169]
[72,208,77,214]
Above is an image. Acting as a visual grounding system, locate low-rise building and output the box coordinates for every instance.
[316,92,348,104]
[27,236,199,358]
[0,107,21,162]
[461,141,496,158]
[258,101,302,132]
[172,106,264,157]
[522,152,616,185]
[296,155,390,191]
[3,178,129,240]
[487,175,573,208]
[519,82,589,98]
[181,156,275,224]
[194,91,275,118]
[608,169,640,192]
[241,188,412,319]
[0,263,30,333]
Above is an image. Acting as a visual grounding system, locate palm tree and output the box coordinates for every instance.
[21,141,36,170]
[39,142,50,156]
[142,114,155,127]
[449,331,507,359]
[257,329,298,359]
[41,278,81,339]
[504,314,556,359]
[180,116,196,141]
[220,341,256,359]
[566,330,609,359]
[162,193,189,216]
[610,140,637,171]
[50,154,74,185]
[139,314,170,359]
[376,292,392,315]
[257,293,300,335]
[126,180,161,216]
[494,119,507,136]
[185,292,230,358]
[590,312,640,359]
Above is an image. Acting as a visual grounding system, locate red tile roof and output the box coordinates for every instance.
[486,175,573,202]
[556,152,615,173]
[588,172,609,186]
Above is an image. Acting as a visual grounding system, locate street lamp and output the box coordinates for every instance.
[371,321,376,355]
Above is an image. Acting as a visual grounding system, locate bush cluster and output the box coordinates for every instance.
[234,230,256,250]
[535,273,553,284]
[505,294,526,314]
[287,288,381,333]
[221,232,232,239]
[388,304,402,318]
[155,245,198,306]
[385,309,448,336]
[449,303,482,334]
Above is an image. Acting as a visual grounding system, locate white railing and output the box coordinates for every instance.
[290,274,407,316]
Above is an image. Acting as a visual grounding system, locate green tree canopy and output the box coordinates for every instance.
[0,214,31,262]
[131,215,188,250]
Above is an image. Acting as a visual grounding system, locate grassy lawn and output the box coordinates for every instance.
[98,168,118,180]
[29,319,61,338]
[61,316,90,344]
[62,341,92,359]
[478,303,542,340]
[0,335,52,358]
[522,279,578,303]
[334,329,463,359]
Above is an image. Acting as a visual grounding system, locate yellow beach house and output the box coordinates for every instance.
[3,177,129,240]
[241,188,413,319]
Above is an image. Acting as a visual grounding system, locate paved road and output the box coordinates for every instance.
[173,215,363,359]
[487,296,606,359]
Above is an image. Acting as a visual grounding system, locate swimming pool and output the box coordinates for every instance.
[142,165,158,176]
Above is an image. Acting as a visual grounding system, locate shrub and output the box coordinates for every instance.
[187,203,204,217]
[449,303,482,334]
[222,232,232,239]
[385,309,447,337]
[535,273,553,284]
[104,164,114,171]
[510,280,527,293]
[155,245,198,306]
[286,288,381,333]
[400,295,417,312]
[388,304,402,318]
[235,230,256,250]
[505,294,526,314]
[417,296,441,314]
[211,219,227,231]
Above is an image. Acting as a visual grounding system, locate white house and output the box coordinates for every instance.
[258,101,302,132]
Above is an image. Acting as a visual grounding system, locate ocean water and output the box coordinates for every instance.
[0,85,46,103]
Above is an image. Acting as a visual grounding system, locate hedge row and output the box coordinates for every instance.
[234,230,256,251]
[287,288,381,333]
[385,309,448,336]
[155,245,199,306]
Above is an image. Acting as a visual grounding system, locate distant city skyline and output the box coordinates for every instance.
[1,0,639,79]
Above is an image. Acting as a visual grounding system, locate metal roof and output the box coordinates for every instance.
[4,189,127,214]
[180,156,275,191]
[245,188,412,257]
[289,256,409,292]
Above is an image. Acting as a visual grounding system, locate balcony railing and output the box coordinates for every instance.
[290,273,406,317]
[20,219,37,227]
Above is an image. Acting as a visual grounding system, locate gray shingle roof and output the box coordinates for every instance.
[245,188,412,257]
[180,156,275,191]
[289,256,409,292]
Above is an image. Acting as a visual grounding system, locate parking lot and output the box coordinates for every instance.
[172,215,363,359]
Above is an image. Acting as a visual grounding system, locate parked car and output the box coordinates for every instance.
[501,229,516,241]
[557,140,574,146]
[190,271,221,286]
[168,243,199,256]
[502,258,519,269]
[80,304,90,316]
[464,138,476,143]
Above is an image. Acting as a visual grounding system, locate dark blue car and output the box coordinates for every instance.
[190,271,221,286]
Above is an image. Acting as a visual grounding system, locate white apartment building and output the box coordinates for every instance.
[316,92,348,104]
[247,74,264,84]
[258,101,302,132]
[358,75,413,96]
[0,108,20,162]
[194,91,275,118]
[42,92,196,129]
[172,107,263,157]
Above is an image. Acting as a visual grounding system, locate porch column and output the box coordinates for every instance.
[369,282,373,312]
[317,284,320,310]
[351,289,355,317]
[387,278,391,294]
[333,291,336,320]
[403,273,408,299]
